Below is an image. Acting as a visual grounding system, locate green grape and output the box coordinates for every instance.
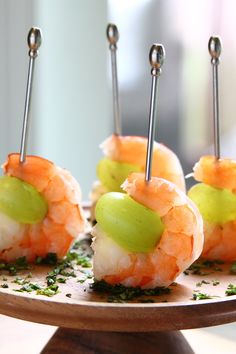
[95,192,164,253]
[97,158,141,192]
[0,176,48,224]
[188,183,236,224]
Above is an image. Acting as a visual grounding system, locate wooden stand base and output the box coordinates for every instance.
[41,328,195,354]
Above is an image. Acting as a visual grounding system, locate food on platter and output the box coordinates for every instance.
[188,37,236,261]
[92,172,203,288]
[188,156,236,261]
[0,153,85,262]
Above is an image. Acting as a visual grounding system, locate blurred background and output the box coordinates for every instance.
[0,1,236,352]
[1,0,236,198]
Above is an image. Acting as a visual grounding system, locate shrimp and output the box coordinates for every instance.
[193,155,236,192]
[0,153,85,262]
[101,134,186,192]
[90,134,186,221]
[92,172,203,288]
[190,155,236,261]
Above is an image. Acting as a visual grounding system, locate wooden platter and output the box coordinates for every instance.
[0,254,235,332]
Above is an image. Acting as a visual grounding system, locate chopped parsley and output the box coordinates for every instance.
[35,253,58,265]
[14,282,41,293]
[0,256,30,275]
[37,284,59,297]
[57,277,67,284]
[225,284,236,296]
[33,240,93,294]
[196,280,210,287]
[212,280,220,286]
[91,280,171,303]
[185,259,224,276]
[1,283,9,288]
[12,276,30,286]
[192,292,215,300]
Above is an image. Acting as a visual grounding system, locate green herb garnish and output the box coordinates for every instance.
[35,253,58,265]
[1,283,8,288]
[37,284,59,297]
[212,280,220,286]
[15,282,41,293]
[0,256,30,275]
[196,280,210,287]
[225,284,236,296]
[12,276,30,286]
[192,292,215,300]
[185,259,224,276]
[91,280,171,303]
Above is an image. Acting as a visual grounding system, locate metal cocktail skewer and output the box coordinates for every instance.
[145,44,165,182]
[185,36,222,179]
[208,36,222,160]
[106,24,121,136]
[19,27,42,163]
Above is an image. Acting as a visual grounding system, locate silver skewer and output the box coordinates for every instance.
[106,23,121,136]
[145,44,165,182]
[208,36,221,160]
[19,27,42,163]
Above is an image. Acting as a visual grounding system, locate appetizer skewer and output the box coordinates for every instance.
[92,44,203,289]
[0,28,85,262]
[188,37,236,261]
[90,24,186,217]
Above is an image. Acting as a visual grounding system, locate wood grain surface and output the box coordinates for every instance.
[41,328,195,354]
[0,261,235,332]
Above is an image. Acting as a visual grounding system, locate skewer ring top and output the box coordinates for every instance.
[106,23,119,46]
[208,36,221,62]
[28,27,42,57]
[149,44,165,74]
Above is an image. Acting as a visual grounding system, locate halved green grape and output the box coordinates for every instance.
[188,183,236,224]
[97,158,141,192]
[0,176,48,224]
[95,192,164,253]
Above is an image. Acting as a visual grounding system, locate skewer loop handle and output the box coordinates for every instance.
[28,27,42,58]
[208,36,221,64]
[149,44,165,76]
[106,24,119,49]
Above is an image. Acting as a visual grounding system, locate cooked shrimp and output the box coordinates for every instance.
[193,155,236,192]
[101,134,186,192]
[200,220,236,261]
[92,172,203,288]
[190,155,236,261]
[0,153,85,262]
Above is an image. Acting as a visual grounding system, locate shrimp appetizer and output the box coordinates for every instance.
[0,153,85,262]
[188,37,236,261]
[0,28,85,262]
[92,172,203,288]
[90,135,186,215]
[188,156,236,261]
[90,26,185,212]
